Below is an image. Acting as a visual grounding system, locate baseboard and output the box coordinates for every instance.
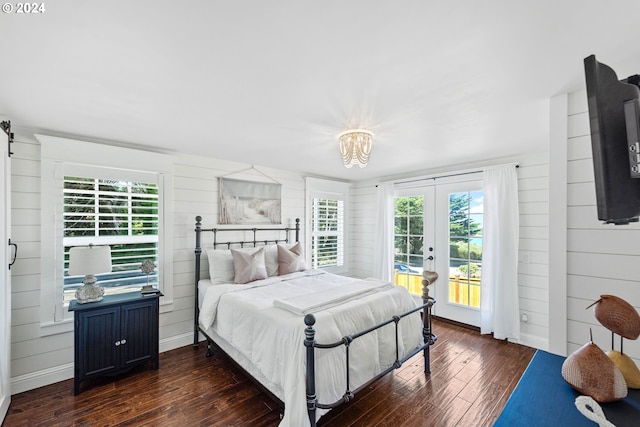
[432,315,481,332]
[11,362,74,395]
[159,332,193,353]
[518,332,548,351]
[11,332,198,395]
[0,393,11,422]
[432,315,548,351]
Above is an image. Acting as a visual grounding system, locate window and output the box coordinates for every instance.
[310,198,344,268]
[63,176,159,302]
[38,134,173,332]
[448,191,483,308]
[305,177,350,273]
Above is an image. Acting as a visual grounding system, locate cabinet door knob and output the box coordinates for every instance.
[115,340,121,346]
[121,339,127,345]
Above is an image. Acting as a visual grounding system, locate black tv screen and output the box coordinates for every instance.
[584,55,640,224]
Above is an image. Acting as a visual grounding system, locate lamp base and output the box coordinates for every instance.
[75,275,105,304]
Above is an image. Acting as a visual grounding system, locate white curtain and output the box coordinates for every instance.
[373,183,394,282]
[480,165,520,341]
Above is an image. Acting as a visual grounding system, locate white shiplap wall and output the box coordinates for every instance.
[566,90,640,362]
[347,179,377,279]
[10,133,306,393]
[517,153,550,348]
[349,153,550,349]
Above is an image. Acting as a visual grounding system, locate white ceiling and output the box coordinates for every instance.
[2,1,640,181]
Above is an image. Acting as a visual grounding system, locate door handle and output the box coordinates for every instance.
[426,256,434,261]
[8,238,17,270]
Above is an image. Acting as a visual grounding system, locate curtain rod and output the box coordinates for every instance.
[377,162,519,187]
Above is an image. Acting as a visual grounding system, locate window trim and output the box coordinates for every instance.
[37,135,174,335]
[305,177,350,274]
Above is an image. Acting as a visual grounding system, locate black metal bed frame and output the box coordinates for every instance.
[193,216,437,426]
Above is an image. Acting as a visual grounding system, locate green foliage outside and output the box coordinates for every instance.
[449,193,481,237]
[449,240,482,261]
[394,196,424,261]
[457,262,481,279]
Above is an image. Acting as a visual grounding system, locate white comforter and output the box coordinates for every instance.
[199,270,423,427]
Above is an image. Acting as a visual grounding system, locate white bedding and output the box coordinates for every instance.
[198,270,423,427]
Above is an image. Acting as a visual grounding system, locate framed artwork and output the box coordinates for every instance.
[219,177,282,224]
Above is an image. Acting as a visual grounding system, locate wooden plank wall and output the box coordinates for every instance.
[517,153,550,348]
[566,90,640,362]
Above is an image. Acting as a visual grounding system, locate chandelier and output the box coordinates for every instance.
[338,129,373,168]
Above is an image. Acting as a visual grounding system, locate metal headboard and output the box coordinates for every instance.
[193,216,300,345]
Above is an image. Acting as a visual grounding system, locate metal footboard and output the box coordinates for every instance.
[304,297,437,427]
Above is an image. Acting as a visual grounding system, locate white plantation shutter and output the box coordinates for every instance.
[311,198,344,268]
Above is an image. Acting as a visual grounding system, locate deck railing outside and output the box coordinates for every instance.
[394,271,480,308]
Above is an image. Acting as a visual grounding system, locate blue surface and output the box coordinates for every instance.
[494,350,640,427]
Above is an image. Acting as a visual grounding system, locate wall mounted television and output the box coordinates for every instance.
[584,55,640,225]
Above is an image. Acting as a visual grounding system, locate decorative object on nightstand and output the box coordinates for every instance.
[68,244,112,304]
[140,259,159,295]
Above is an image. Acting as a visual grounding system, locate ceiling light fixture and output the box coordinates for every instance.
[338,129,373,168]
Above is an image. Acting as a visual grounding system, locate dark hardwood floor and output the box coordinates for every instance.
[3,319,535,427]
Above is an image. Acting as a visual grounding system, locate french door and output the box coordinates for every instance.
[394,176,483,327]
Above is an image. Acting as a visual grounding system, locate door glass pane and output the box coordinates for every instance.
[394,196,424,296]
[448,191,483,308]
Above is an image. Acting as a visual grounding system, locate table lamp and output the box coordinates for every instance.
[69,244,112,304]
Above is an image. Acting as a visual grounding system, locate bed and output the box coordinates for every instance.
[193,216,436,427]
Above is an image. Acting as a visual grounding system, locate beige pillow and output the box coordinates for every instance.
[231,247,268,284]
[277,242,307,275]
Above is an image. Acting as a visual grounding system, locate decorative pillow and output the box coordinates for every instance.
[206,249,235,285]
[207,247,269,284]
[231,247,268,284]
[264,243,296,276]
[561,341,627,402]
[277,242,307,275]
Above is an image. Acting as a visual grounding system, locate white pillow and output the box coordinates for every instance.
[206,249,235,285]
[231,247,268,284]
[264,244,279,277]
[277,242,307,275]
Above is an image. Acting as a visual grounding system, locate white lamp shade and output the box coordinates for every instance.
[68,245,112,276]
